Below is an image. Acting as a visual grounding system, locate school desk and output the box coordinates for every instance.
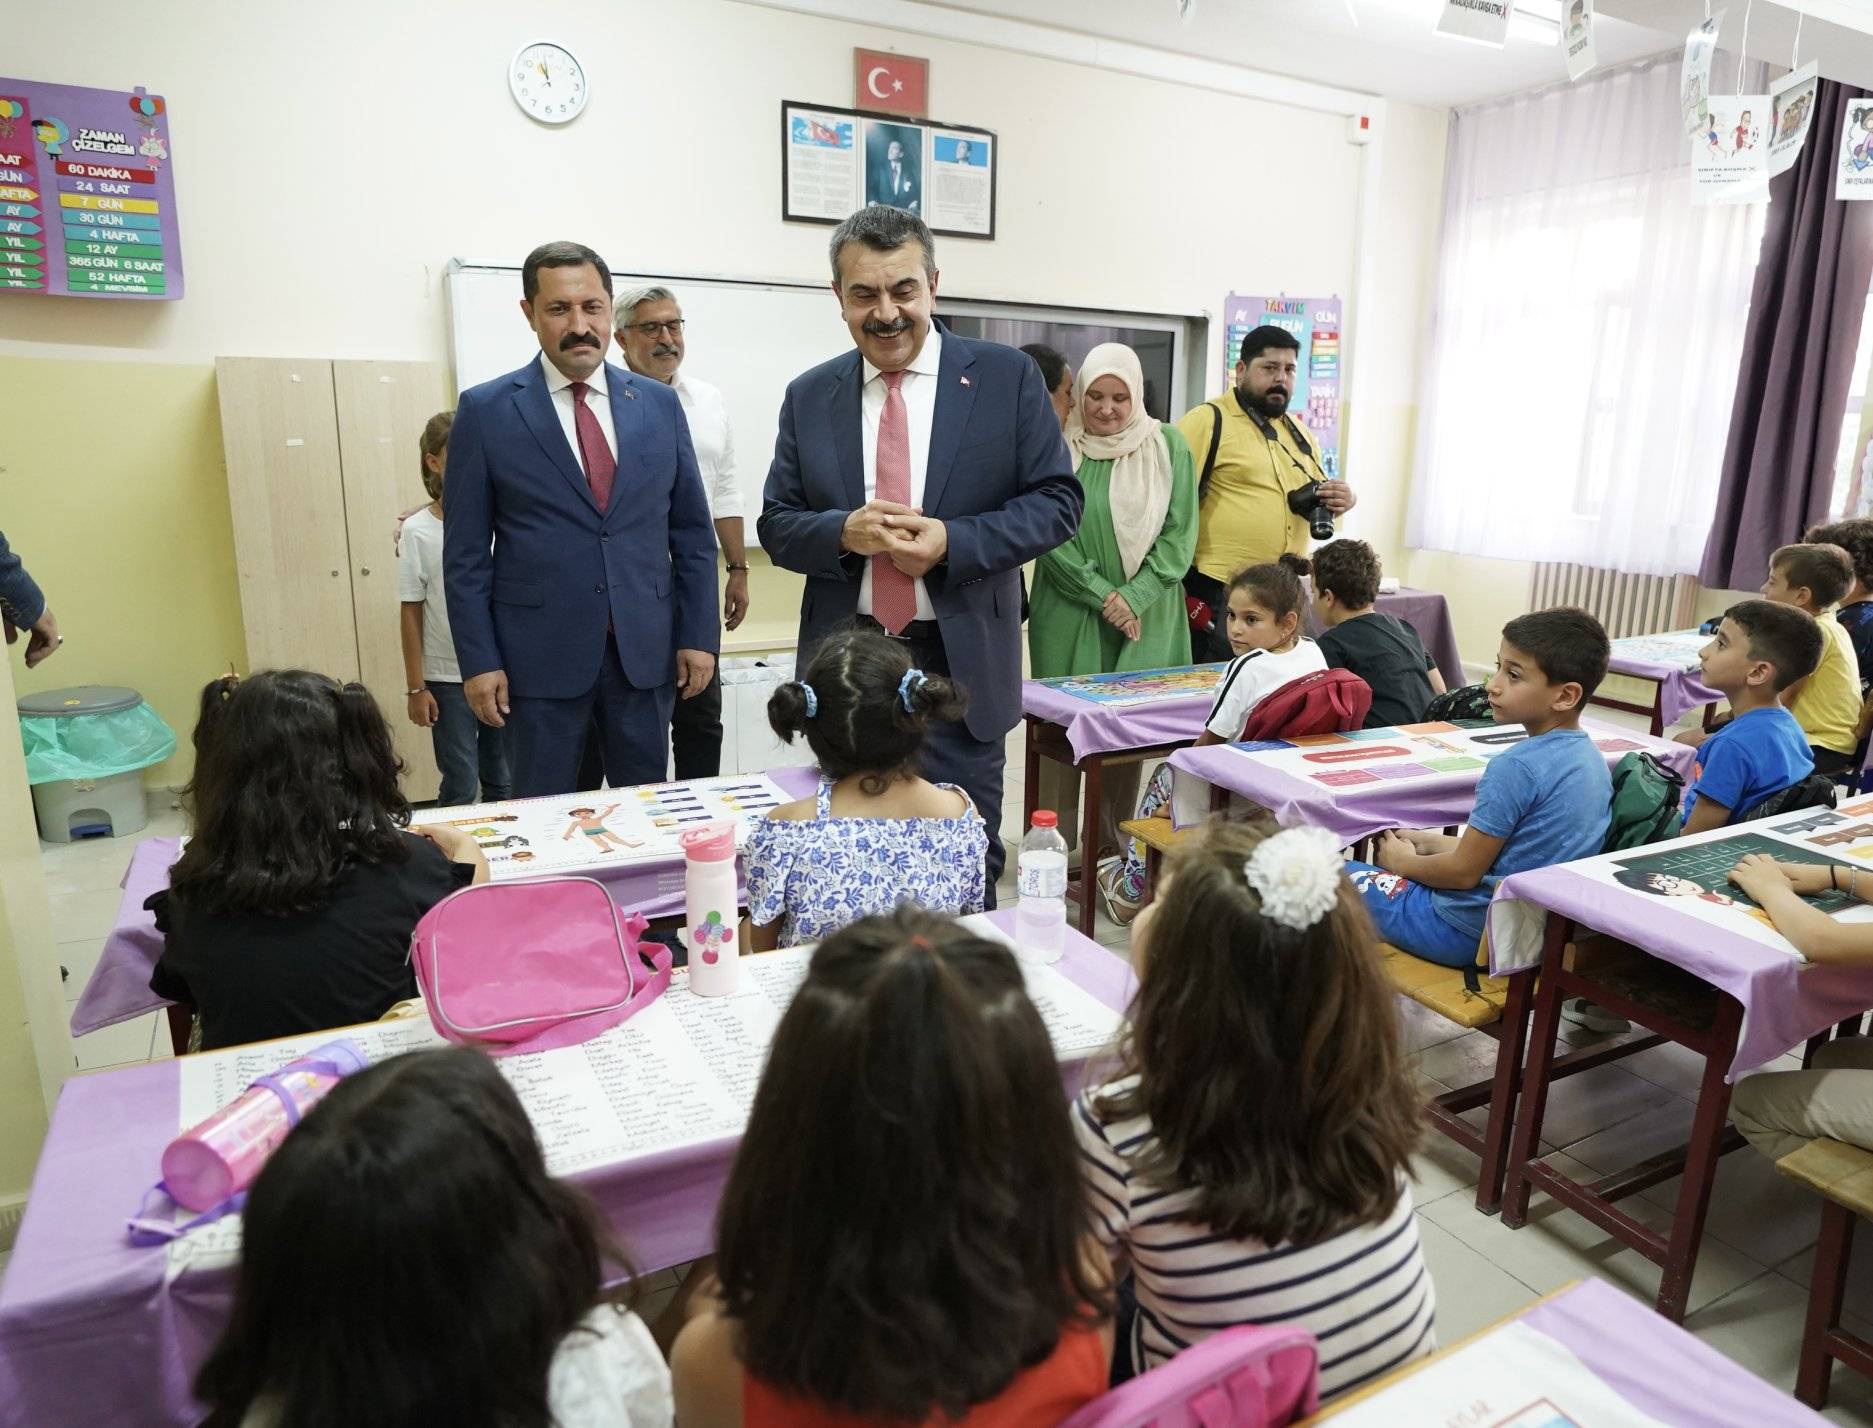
[1300,582,1466,690]
[1596,629,1725,736]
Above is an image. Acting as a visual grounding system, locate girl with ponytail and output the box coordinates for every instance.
[745,625,987,949]
[153,669,489,1050]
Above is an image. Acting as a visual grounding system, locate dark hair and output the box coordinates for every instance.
[1773,542,1855,609]
[1612,867,1689,894]
[520,240,613,302]
[769,625,966,793]
[1724,597,1825,691]
[1020,343,1070,395]
[1500,607,1609,701]
[418,410,452,501]
[1227,553,1312,624]
[713,908,1110,1420]
[1310,537,1382,609]
[192,673,241,764]
[828,204,937,286]
[1238,323,1302,366]
[195,1048,638,1428]
[171,670,410,917]
[1098,820,1420,1245]
[1806,519,1873,589]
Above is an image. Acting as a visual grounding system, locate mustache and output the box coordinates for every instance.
[864,318,914,337]
[652,344,680,358]
[559,333,602,351]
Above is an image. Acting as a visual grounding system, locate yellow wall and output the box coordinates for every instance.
[2,359,246,786]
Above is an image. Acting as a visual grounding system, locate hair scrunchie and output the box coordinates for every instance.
[799,682,818,718]
[898,668,927,713]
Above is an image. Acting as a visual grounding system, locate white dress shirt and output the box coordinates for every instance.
[858,325,940,622]
[672,372,739,523]
[540,352,618,471]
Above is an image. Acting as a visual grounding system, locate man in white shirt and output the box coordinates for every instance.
[614,284,746,780]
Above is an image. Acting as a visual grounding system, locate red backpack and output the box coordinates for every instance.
[1237,669,1372,741]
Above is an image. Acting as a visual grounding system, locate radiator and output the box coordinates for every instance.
[1526,564,1700,640]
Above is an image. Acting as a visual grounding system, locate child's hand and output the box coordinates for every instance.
[1728,854,1802,902]
[1376,831,1414,874]
[412,822,479,863]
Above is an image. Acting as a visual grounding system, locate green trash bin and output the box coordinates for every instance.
[18,685,176,841]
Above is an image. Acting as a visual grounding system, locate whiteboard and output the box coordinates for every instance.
[445,262,853,538]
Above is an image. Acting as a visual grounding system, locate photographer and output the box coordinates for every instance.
[1175,326,1354,661]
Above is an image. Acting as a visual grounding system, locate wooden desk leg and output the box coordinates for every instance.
[1476,968,1536,1215]
[1650,685,1665,739]
[1502,914,1573,1229]
[165,1002,193,1057]
[1077,757,1103,936]
[1800,1199,1857,1407]
[1022,716,1042,829]
[1655,995,1743,1323]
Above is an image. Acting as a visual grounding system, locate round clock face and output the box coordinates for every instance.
[509,41,588,125]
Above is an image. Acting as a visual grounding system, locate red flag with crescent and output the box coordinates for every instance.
[854,49,928,117]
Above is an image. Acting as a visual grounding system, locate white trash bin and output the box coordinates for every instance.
[18,686,168,842]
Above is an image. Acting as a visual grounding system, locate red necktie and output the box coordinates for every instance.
[568,380,616,512]
[871,369,917,635]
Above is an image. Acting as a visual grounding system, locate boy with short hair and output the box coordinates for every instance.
[1806,518,1873,690]
[1346,607,1613,968]
[1310,538,1446,728]
[1678,600,1820,835]
[1763,542,1861,776]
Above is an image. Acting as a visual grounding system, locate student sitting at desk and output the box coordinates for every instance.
[1763,542,1861,777]
[1310,537,1445,728]
[148,671,488,1051]
[1808,517,1873,690]
[1347,608,1612,968]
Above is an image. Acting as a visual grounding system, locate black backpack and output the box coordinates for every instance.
[1736,773,1840,824]
[1424,683,1493,724]
[1603,752,1687,853]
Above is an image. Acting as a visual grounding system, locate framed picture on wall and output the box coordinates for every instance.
[781,100,996,240]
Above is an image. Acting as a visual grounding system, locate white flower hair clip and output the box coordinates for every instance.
[1242,825,1344,932]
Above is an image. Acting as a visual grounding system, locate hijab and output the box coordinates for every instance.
[1064,343,1171,581]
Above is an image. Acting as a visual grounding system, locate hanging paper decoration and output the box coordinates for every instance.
[1435,0,1513,47]
[1767,62,1819,178]
[1693,93,1771,205]
[1837,97,1873,201]
[1565,0,1597,82]
[1681,11,1722,136]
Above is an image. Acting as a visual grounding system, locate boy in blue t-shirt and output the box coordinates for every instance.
[1346,608,1613,968]
[1679,599,1822,834]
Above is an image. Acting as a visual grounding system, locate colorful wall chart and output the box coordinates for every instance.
[1041,663,1226,708]
[1222,293,1343,476]
[0,79,181,299]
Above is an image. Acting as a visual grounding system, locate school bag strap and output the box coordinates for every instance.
[1197,400,1224,502]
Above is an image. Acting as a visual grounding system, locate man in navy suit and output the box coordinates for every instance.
[760,206,1082,893]
[444,241,719,797]
[0,531,59,667]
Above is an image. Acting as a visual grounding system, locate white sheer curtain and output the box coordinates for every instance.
[1406,54,1767,576]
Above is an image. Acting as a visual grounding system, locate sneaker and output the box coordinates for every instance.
[1096,856,1142,926]
[1561,997,1630,1034]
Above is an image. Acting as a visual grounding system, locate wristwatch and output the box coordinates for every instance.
[405,687,425,697]
[725,562,749,572]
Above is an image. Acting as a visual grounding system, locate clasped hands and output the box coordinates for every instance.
[842,500,947,579]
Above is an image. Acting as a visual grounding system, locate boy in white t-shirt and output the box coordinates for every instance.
[1098,556,1326,922]
[397,412,510,807]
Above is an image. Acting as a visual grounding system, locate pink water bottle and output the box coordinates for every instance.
[161,1039,370,1211]
[681,821,741,997]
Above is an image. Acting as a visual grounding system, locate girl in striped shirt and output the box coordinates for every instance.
[1075,819,1436,1400]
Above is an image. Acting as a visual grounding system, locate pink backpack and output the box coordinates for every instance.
[1058,1324,1320,1428]
[1238,669,1372,742]
[410,877,671,1056]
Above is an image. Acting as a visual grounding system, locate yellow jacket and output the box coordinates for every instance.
[1175,391,1329,583]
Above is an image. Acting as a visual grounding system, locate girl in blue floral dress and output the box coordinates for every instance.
[746,627,988,949]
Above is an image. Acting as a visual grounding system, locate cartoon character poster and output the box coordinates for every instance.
[1767,62,1820,179]
[1565,0,1596,83]
[1691,93,1770,206]
[1681,12,1723,136]
[0,78,180,299]
[1838,96,1873,201]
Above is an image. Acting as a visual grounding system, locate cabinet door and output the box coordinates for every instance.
[332,360,449,803]
[216,357,359,681]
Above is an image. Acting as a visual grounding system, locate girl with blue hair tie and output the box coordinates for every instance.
[746,625,986,948]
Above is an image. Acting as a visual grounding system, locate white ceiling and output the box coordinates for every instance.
[920,0,1682,107]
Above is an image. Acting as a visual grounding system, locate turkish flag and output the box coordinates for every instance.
[854,49,928,117]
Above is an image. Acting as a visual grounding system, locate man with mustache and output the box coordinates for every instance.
[443,241,718,796]
[614,284,746,780]
[1177,325,1355,662]
[760,205,1082,897]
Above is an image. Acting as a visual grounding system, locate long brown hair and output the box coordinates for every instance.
[1097,819,1421,1246]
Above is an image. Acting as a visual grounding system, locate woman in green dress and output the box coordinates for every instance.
[1028,342,1197,856]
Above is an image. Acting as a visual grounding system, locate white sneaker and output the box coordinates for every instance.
[1561,997,1630,1034]
[1095,856,1142,926]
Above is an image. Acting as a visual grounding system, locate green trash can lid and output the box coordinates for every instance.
[17,685,144,718]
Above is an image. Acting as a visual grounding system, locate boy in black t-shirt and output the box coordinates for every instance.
[1808,518,1873,692]
[1311,539,1445,728]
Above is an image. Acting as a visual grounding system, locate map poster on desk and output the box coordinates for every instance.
[1222,294,1341,477]
[411,774,790,878]
[1039,663,1226,708]
[1608,629,1708,671]
[0,79,181,299]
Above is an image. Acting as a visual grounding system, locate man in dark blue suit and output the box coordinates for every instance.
[444,242,719,797]
[0,531,59,668]
[760,206,1082,894]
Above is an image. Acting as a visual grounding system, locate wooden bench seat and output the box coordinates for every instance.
[1375,941,1512,1030]
[1778,1136,1873,1406]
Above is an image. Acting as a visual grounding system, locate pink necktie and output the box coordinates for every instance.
[872,370,917,635]
[568,380,615,512]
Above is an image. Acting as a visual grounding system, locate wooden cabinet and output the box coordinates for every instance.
[217,356,449,802]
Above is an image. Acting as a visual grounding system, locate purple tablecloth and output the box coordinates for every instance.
[1302,584,1466,690]
[1607,637,1724,729]
[1021,680,1215,763]
[1170,721,1695,849]
[69,765,825,1039]
[4,909,1133,1428]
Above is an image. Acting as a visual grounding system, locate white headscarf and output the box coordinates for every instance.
[1064,343,1171,582]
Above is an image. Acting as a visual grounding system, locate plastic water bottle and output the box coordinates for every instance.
[681,821,742,997]
[1015,810,1068,965]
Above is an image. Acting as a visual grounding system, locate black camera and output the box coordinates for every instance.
[1287,481,1336,542]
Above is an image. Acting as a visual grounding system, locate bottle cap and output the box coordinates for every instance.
[679,821,737,862]
[1031,810,1058,829]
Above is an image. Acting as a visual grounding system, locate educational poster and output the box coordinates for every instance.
[1564,0,1597,83]
[1434,0,1514,46]
[782,103,861,222]
[1040,663,1226,708]
[1222,721,1649,794]
[926,128,994,237]
[864,117,923,216]
[1681,12,1722,136]
[1839,96,1873,201]
[1607,629,1707,672]
[1693,94,1770,205]
[1223,293,1343,477]
[0,79,180,299]
[782,100,997,238]
[411,774,790,877]
[1767,62,1820,178]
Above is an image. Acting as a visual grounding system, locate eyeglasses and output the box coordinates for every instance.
[626,319,685,338]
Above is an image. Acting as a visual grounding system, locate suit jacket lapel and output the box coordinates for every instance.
[830,352,865,511]
[921,336,976,516]
[602,363,639,524]
[512,358,598,515]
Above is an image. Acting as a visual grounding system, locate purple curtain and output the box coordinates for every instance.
[1699,81,1873,590]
